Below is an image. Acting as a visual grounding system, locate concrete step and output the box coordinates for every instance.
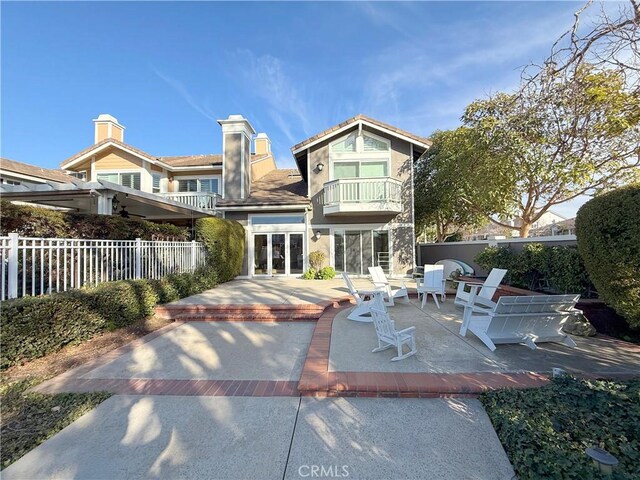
[155,302,347,321]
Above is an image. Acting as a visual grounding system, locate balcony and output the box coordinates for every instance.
[159,192,219,211]
[323,177,403,216]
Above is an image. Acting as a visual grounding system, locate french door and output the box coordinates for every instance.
[253,233,304,276]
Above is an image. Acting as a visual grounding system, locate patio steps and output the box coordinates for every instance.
[155,300,351,322]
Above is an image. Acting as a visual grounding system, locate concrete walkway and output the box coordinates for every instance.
[2,395,515,480]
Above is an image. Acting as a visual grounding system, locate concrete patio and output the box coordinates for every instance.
[2,395,515,480]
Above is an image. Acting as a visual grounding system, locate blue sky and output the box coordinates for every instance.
[2,1,593,216]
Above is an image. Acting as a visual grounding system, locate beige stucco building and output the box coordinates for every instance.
[1,113,431,278]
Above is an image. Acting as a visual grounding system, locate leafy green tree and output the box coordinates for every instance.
[460,66,640,237]
[414,129,488,242]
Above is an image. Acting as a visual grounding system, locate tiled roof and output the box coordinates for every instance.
[291,114,432,152]
[61,139,269,170]
[159,154,222,167]
[218,169,308,206]
[0,157,75,183]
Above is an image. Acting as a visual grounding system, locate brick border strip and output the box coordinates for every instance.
[35,378,299,397]
[298,302,553,397]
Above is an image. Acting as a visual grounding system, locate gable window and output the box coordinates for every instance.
[97,172,141,190]
[178,178,219,194]
[329,131,390,180]
[67,170,87,180]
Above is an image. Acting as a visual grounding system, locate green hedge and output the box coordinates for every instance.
[0,200,188,240]
[576,185,640,328]
[195,217,245,282]
[481,376,640,480]
[475,243,593,296]
[0,265,218,369]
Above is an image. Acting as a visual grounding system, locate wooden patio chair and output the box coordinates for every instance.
[368,266,409,306]
[369,293,417,361]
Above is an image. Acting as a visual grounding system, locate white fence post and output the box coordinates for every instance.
[191,240,196,270]
[135,238,142,279]
[7,232,19,299]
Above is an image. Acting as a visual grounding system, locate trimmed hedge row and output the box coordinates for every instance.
[1,265,218,369]
[0,200,188,240]
[576,185,640,328]
[195,217,245,282]
[475,243,593,296]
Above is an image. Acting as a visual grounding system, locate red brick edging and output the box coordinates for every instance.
[297,302,552,398]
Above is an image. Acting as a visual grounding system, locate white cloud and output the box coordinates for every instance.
[150,66,218,121]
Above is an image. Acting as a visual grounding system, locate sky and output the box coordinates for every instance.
[2,1,601,217]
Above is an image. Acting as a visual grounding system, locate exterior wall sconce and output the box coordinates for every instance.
[314,230,322,240]
[586,447,619,475]
[316,162,324,172]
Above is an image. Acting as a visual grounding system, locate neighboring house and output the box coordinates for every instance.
[465,211,568,240]
[529,217,576,237]
[0,157,75,186]
[1,113,430,277]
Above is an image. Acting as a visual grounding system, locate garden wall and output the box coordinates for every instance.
[416,235,577,276]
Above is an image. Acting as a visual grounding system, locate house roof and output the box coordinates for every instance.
[61,139,270,170]
[159,154,223,167]
[218,169,308,207]
[291,114,432,153]
[0,157,75,183]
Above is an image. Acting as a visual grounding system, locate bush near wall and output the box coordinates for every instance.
[1,265,218,369]
[0,200,188,240]
[576,185,640,329]
[195,217,245,282]
[475,243,593,296]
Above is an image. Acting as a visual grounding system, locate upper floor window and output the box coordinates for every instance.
[178,178,219,194]
[329,131,391,180]
[67,170,87,181]
[152,173,162,193]
[97,172,141,190]
[0,178,21,185]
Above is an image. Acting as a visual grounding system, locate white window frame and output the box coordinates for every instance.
[96,169,142,190]
[329,130,391,181]
[173,175,221,194]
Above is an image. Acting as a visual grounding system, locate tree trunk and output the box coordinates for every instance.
[519,222,532,238]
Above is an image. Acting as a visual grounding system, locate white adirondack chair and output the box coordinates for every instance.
[368,266,409,306]
[416,264,446,309]
[341,272,386,322]
[460,293,580,351]
[455,268,507,325]
[369,293,417,361]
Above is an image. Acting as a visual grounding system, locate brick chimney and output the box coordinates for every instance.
[218,114,255,200]
[93,114,125,143]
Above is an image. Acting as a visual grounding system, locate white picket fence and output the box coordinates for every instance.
[0,233,208,300]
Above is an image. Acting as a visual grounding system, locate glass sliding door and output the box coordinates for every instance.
[334,229,389,275]
[253,232,304,276]
[289,234,303,275]
[271,234,286,275]
[254,235,269,275]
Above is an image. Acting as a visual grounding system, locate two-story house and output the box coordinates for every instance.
[1,114,430,278]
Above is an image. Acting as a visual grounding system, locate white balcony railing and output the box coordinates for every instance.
[159,192,219,210]
[323,177,403,215]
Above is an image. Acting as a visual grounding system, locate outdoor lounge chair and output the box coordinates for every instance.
[368,266,409,306]
[369,293,417,361]
[454,268,507,324]
[341,271,386,322]
[460,293,580,351]
[416,264,446,309]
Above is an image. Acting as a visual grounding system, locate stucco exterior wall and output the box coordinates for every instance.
[223,134,242,199]
[250,156,276,181]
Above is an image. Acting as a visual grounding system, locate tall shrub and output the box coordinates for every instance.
[195,217,245,282]
[576,185,640,328]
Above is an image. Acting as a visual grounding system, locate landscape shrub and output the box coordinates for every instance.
[0,264,218,369]
[195,217,245,282]
[316,266,336,280]
[0,200,188,240]
[308,251,326,270]
[475,243,593,296]
[576,185,640,328]
[481,376,640,480]
[302,268,317,280]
